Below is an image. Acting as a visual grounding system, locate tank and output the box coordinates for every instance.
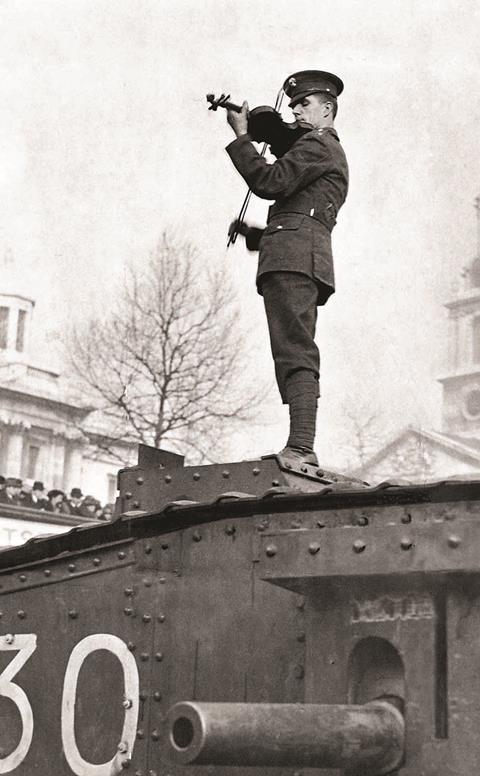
[0,443,479,774]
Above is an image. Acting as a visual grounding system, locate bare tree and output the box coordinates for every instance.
[339,400,390,474]
[66,232,266,462]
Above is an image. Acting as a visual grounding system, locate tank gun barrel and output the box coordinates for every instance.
[164,700,404,773]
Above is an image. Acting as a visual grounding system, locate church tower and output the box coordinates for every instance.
[439,196,480,436]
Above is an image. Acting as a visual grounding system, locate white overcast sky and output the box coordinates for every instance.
[1,0,480,466]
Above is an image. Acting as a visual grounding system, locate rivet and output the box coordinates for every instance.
[118,551,126,560]
[124,607,133,616]
[125,492,133,500]
[68,610,78,619]
[142,614,152,623]
[144,545,152,554]
[136,476,144,485]
[137,729,144,740]
[127,642,136,651]
[151,730,160,741]
[155,652,163,662]
[135,772,143,776]
[17,610,26,619]
[124,588,134,597]
[161,542,169,550]
[401,538,413,550]
[257,523,266,532]
[252,467,260,476]
[192,531,202,542]
[296,597,305,610]
[193,472,200,481]
[143,579,152,587]
[139,690,148,700]
[222,470,230,479]
[165,474,172,483]
[68,563,76,572]
[265,544,277,557]
[123,698,133,709]
[19,574,26,582]
[448,535,461,549]
[272,479,280,486]
[140,653,149,661]
[308,542,321,555]
[0,612,2,618]
[297,631,306,642]
[133,501,140,508]
[5,634,14,644]
[316,520,326,528]
[301,467,308,474]
[294,771,303,776]
[353,540,366,554]
[44,568,52,576]
[401,512,412,524]
[285,461,292,469]
[153,691,162,701]
[158,614,166,622]
[225,525,236,536]
[149,771,157,776]
[159,577,166,584]
[294,664,304,679]
[316,470,324,477]
[93,558,101,566]
[291,520,301,529]
[355,515,369,527]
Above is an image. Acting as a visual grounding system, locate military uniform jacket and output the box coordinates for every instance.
[226,127,348,304]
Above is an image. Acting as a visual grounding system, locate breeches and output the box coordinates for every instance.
[261,271,320,404]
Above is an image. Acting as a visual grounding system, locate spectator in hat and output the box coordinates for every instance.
[0,475,5,494]
[101,503,115,521]
[27,481,49,510]
[67,487,84,516]
[47,489,70,514]
[0,477,22,505]
[79,495,99,517]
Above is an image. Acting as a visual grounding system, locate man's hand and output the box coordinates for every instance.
[228,219,251,238]
[227,101,249,137]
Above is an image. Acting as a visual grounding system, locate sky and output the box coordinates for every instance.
[1,0,480,467]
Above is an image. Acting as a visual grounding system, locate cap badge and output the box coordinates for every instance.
[287,77,297,87]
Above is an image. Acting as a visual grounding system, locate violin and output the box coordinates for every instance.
[206,93,309,159]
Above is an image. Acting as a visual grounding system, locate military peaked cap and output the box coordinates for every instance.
[283,70,344,107]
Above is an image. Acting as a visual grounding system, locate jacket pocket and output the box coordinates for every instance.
[263,214,305,236]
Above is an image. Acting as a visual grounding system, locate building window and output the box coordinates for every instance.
[471,258,480,288]
[16,309,27,352]
[473,317,480,363]
[0,307,8,349]
[464,389,480,419]
[26,445,40,479]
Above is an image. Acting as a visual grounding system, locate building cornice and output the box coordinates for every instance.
[0,383,93,416]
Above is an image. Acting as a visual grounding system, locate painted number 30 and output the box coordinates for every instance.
[0,633,140,774]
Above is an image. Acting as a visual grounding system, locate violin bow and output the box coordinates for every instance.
[227,86,285,248]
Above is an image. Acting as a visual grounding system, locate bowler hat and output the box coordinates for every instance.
[33,481,45,491]
[6,477,19,488]
[70,487,83,498]
[283,70,344,108]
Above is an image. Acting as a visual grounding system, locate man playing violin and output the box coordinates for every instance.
[225,70,348,467]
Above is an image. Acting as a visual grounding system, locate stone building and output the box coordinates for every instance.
[361,197,480,483]
[0,290,136,504]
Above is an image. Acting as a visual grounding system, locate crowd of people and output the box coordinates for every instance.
[0,476,114,520]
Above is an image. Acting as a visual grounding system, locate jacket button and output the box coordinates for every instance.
[276,225,283,229]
